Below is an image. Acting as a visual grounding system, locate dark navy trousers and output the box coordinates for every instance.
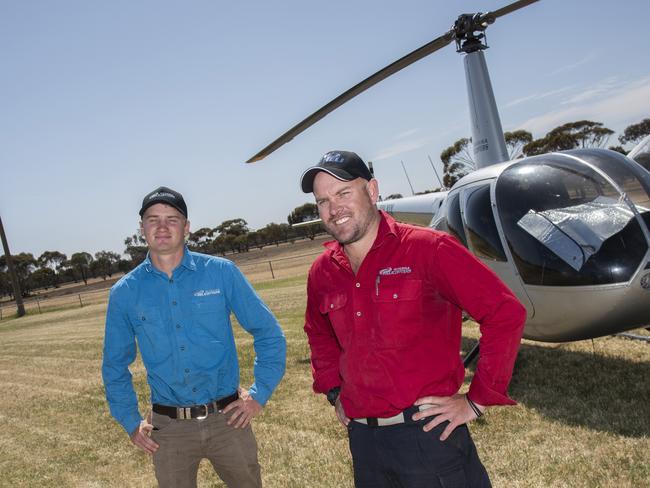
[348,409,492,488]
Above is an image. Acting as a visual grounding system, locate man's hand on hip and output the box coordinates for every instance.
[334,396,350,427]
[412,393,486,441]
[129,411,159,454]
[222,388,263,428]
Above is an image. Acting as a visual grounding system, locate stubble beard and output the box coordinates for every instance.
[325,207,378,245]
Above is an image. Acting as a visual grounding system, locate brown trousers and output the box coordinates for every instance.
[151,410,262,488]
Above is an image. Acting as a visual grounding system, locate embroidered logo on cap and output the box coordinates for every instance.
[149,191,176,200]
[322,152,346,163]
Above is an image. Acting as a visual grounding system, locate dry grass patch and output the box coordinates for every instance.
[0,252,649,487]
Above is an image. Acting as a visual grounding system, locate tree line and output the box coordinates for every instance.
[0,203,322,300]
[441,118,649,187]
[2,117,648,300]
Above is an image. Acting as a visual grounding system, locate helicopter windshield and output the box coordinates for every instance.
[496,153,650,286]
[517,196,640,271]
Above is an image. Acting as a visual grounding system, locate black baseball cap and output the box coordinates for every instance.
[300,151,373,193]
[139,186,188,218]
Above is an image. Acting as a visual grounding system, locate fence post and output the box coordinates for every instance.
[0,307,2,321]
[268,261,275,279]
[78,294,83,308]
[36,299,42,314]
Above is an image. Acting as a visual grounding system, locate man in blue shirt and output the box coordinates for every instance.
[102,186,286,488]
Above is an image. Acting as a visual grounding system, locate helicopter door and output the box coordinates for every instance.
[446,183,535,316]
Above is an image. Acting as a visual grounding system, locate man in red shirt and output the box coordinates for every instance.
[301,150,527,487]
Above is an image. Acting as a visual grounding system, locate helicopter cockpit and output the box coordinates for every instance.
[494,150,650,287]
[442,149,650,341]
[445,149,650,288]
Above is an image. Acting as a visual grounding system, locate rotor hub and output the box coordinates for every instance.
[454,13,492,53]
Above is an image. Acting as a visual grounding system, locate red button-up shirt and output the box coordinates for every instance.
[304,211,526,418]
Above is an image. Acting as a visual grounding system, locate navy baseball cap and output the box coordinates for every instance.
[300,151,373,193]
[139,186,188,218]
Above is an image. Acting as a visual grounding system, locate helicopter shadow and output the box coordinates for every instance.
[461,337,650,438]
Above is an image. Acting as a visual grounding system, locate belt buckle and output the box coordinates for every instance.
[196,403,209,420]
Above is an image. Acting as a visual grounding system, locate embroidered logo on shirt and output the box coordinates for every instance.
[193,289,221,297]
[379,266,412,276]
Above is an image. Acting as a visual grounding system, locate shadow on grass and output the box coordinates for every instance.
[461,337,650,438]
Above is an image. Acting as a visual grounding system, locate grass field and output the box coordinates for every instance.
[0,239,649,487]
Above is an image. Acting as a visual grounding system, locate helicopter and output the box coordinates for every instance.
[246,0,650,347]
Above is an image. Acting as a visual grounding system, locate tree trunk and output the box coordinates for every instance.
[0,215,25,317]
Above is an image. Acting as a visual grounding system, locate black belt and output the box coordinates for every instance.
[152,392,238,420]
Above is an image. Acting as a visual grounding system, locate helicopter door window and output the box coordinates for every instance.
[445,192,467,247]
[461,184,506,262]
[496,156,648,286]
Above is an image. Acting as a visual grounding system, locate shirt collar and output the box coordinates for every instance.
[180,247,197,271]
[143,253,154,273]
[143,246,197,273]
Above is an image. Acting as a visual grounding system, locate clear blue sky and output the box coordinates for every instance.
[1,0,649,259]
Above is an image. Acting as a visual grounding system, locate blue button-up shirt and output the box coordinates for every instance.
[102,248,286,434]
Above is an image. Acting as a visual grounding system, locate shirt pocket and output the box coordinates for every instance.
[189,295,228,368]
[370,279,423,349]
[190,294,227,335]
[318,292,349,347]
[132,307,171,365]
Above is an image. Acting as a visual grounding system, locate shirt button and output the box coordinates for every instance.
[169,279,174,284]
[180,346,185,351]
[192,387,197,392]
[185,368,190,373]
[356,311,362,317]
[330,304,334,309]
[172,300,177,306]
[355,282,360,288]
[393,293,398,299]
[176,324,181,329]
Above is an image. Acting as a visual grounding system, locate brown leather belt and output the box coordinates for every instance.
[152,392,238,420]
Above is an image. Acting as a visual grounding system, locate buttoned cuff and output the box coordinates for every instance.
[467,376,516,407]
[123,412,144,437]
[313,373,341,395]
[248,384,269,406]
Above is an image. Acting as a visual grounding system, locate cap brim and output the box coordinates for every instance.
[300,167,356,193]
[139,200,187,218]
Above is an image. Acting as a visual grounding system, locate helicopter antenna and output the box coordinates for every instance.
[427,154,445,188]
[400,160,416,195]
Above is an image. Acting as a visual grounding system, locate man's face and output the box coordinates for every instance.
[313,172,379,245]
[140,203,189,256]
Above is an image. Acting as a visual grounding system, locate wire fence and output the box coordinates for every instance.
[233,250,321,283]
[0,287,110,321]
[0,250,322,321]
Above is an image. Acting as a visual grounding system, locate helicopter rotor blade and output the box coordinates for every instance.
[482,0,539,24]
[246,30,455,163]
[246,0,539,163]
